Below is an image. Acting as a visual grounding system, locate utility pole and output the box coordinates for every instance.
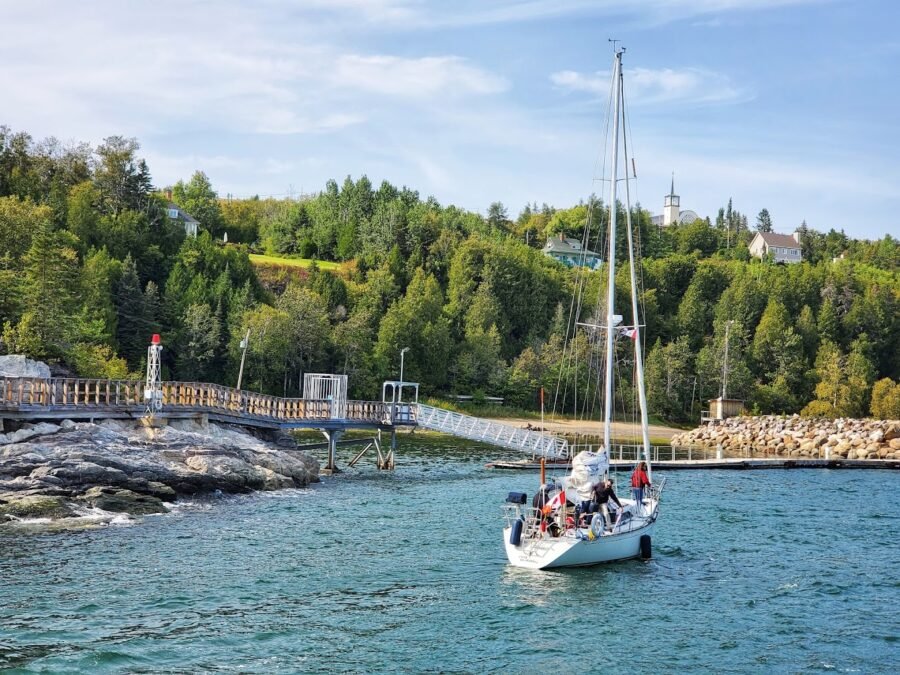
[236,328,250,391]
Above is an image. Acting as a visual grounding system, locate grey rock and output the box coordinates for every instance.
[0,419,319,523]
[0,494,76,519]
[77,486,167,515]
[0,355,51,378]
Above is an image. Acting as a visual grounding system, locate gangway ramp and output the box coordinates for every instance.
[416,403,568,458]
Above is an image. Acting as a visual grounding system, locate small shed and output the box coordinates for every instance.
[706,397,744,421]
[303,374,348,419]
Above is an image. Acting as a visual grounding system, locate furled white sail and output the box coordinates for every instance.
[562,449,609,502]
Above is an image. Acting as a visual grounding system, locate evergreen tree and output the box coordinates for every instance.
[176,303,221,381]
[8,220,79,359]
[845,334,876,418]
[114,255,148,367]
[795,304,819,362]
[756,208,773,233]
[487,202,509,231]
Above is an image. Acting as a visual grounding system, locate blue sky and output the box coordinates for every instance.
[2,0,898,239]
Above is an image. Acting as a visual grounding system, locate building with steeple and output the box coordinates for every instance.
[651,173,699,227]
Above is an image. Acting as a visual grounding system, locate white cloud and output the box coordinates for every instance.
[292,0,831,28]
[334,55,507,97]
[550,67,750,105]
[0,2,505,143]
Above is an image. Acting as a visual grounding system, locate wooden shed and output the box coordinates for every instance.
[706,397,745,421]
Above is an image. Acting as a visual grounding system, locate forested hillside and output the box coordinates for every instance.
[1,126,898,421]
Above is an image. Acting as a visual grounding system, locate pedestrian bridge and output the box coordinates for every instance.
[0,377,567,460]
[416,403,567,458]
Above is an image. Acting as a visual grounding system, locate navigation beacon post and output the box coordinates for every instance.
[143,334,164,425]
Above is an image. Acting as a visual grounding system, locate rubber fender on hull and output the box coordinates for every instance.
[639,534,652,560]
[510,518,524,546]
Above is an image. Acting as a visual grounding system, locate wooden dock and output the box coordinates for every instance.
[0,377,409,430]
[486,457,900,471]
[0,376,418,473]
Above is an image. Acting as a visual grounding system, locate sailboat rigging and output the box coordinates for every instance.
[502,47,666,570]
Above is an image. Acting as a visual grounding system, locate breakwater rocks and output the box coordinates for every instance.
[671,416,900,460]
[0,418,319,529]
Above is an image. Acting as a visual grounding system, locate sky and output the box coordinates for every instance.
[2,0,898,240]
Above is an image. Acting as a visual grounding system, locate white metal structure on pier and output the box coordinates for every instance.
[416,403,568,458]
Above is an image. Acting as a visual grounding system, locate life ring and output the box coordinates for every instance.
[588,513,605,540]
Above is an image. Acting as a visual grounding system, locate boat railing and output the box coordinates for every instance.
[503,504,550,539]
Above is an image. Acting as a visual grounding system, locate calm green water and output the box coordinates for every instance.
[1,441,898,674]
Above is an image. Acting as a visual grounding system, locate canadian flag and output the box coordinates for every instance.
[619,327,638,341]
[542,490,566,515]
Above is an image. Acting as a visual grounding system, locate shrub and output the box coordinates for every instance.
[870,378,900,420]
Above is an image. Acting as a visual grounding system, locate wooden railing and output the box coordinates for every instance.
[0,378,146,407]
[0,377,407,425]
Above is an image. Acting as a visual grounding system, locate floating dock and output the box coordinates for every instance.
[486,457,900,471]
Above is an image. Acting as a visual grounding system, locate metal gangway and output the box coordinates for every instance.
[416,403,568,459]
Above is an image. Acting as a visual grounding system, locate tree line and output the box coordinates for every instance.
[1,125,898,421]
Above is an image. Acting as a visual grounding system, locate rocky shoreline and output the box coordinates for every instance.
[671,415,900,460]
[0,418,319,530]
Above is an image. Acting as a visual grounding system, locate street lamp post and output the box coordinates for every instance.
[399,347,410,403]
[236,328,251,391]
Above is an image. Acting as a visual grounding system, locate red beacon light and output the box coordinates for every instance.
[151,334,162,345]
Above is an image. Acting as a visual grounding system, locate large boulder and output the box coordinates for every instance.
[0,494,76,519]
[0,355,51,379]
[0,418,319,528]
[77,486,167,515]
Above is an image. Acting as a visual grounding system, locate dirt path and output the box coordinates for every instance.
[486,417,682,442]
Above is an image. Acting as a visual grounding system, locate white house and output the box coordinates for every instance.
[748,231,803,263]
[650,175,699,227]
[165,202,200,237]
[542,234,602,270]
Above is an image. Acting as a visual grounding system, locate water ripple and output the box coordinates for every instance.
[1,445,898,673]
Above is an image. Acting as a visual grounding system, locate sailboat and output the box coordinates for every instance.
[502,47,665,570]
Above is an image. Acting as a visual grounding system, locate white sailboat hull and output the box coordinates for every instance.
[503,498,660,570]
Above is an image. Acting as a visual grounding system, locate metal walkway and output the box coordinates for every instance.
[0,376,569,459]
[416,403,568,458]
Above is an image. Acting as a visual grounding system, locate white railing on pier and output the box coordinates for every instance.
[415,403,568,459]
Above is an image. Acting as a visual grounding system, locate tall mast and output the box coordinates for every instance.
[619,65,652,479]
[602,49,623,453]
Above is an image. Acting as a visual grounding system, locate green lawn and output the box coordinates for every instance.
[249,253,342,271]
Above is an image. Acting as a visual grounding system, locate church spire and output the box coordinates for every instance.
[663,170,680,226]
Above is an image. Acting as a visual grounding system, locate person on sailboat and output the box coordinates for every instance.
[631,461,651,514]
[590,479,623,532]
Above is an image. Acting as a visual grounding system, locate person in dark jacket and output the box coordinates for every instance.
[631,461,651,514]
[591,479,622,532]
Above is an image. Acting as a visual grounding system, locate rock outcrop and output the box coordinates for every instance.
[0,354,51,379]
[671,415,900,460]
[0,418,319,528]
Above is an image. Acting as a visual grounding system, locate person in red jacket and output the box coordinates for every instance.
[631,461,651,514]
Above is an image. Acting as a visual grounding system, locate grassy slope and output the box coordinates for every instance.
[249,253,343,271]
